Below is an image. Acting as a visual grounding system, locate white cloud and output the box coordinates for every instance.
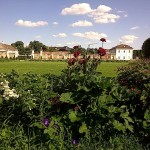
[61,3,92,15]
[90,5,120,24]
[96,5,112,13]
[72,31,107,40]
[71,20,93,27]
[53,22,58,25]
[61,3,120,24]
[105,39,111,43]
[130,26,140,30]
[117,10,128,18]
[66,42,81,46]
[89,5,120,24]
[124,14,128,17]
[92,13,120,23]
[56,43,62,46]
[52,33,67,38]
[72,32,84,38]
[121,35,138,44]
[35,35,41,39]
[15,19,48,27]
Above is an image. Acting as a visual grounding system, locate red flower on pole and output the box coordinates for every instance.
[73,51,81,58]
[97,47,106,56]
[100,38,106,42]
[68,58,76,66]
[100,38,106,48]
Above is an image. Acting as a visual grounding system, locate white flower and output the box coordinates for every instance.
[1,80,19,100]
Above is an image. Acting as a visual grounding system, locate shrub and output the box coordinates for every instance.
[142,38,150,58]
[117,59,150,144]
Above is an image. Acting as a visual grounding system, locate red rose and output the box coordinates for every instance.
[68,58,76,66]
[73,51,81,58]
[98,47,106,56]
[100,38,106,42]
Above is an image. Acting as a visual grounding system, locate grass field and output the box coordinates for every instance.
[0,61,128,77]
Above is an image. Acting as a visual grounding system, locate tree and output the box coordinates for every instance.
[133,50,143,59]
[142,38,150,58]
[42,45,49,51]
[29,40,44,52]
[11,41,24,55]
[24,47,32,57]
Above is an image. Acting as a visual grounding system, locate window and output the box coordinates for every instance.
[118,50,120,53]
[118,56,120,59]
[123,56,125,59]
[129,50,130,53]
[124,50,125,53]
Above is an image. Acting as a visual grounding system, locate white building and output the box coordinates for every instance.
[110,44,133,60]
[0,43,18,58]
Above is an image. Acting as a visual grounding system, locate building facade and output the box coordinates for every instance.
[110,44,133,60]
[0,43,18,58]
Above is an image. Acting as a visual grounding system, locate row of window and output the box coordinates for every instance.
[118,56,130,59]
[118,50,130,53]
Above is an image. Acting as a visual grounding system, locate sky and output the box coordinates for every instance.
[0,0,150,49]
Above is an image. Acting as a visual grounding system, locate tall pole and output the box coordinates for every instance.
[87,42,99,59]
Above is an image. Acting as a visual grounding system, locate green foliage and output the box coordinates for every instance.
[11,41,25,55]
[0,52,149,149]
[133,50,143,59]
[117,59,150,142]
[24,47,32,56]
[29,40,45,52]
[142,38,150,58]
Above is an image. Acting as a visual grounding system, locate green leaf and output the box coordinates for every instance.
[113,120,125,132]
[124,119,133,132]
[68,111,78,122]
[79,123,88,134]
[125,116,134,123]
[121,111,129,118]
[60,92,73,103]
[0,96,3,104]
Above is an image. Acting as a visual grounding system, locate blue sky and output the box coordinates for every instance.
[0,0,150,49]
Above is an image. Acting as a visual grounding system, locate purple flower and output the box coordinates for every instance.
[72,139,78,145]
[43,118,50,127]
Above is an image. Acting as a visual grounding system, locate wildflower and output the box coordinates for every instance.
[1,80,19,100]
[43,118,50,127]
[73,51,81,58]
[72,139,78,145]
[98,47,106,56]
[100,38,106,42]
[68,58,76,66]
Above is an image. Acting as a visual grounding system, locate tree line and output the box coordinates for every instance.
[11,38,150,58]
[11,40,59,56]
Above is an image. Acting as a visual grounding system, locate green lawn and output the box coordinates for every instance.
[0,61,128,77]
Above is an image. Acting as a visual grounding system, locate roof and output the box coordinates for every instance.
[110,44,133,50]
[0,43,16,51]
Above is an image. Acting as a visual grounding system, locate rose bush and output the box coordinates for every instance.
[0,48,149,149]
